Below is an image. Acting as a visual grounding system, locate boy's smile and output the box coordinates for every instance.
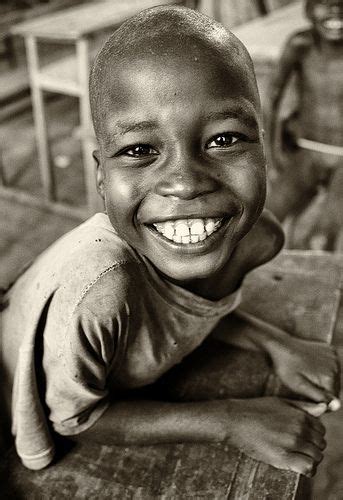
[95,46,266,285]
[309,0,343,41]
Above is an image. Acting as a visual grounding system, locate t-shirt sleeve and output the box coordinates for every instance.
[44,289,127,436]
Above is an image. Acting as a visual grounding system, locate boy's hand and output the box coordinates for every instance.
[222,397,326,477]
[270,336,341,410]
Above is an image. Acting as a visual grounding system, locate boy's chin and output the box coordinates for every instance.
[153,258,226,287]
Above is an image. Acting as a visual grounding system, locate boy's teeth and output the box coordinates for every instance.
[190,234,199,243]
[175,220,190,237]
[190,219,204,235]
[173,234,182,243]
[152,217,223,244]
[164,222,175,240]
[205,220,215,234]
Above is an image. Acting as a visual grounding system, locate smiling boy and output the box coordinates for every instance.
[2,6,340,476]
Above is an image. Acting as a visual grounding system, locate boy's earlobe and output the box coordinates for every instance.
[260,129,266,161]
[93,150,105,200]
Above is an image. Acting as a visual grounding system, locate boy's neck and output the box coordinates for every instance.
[159,247,242,301]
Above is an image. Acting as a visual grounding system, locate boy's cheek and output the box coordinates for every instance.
[232,162,266,211]
[104,169,143,209]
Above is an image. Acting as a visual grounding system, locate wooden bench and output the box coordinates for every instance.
[1,250,342,499]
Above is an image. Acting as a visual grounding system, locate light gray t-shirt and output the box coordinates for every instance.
[2,213,241,470]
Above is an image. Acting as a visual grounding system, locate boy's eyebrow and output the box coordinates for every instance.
[204,108,259,130]
[112,120,158,136]
[103,105,259,147]
[102,120,157,149]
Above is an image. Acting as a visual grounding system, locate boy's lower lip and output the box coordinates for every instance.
[144,217,234,255]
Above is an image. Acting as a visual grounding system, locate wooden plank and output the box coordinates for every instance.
[240,251,343,345]
[76,37,101,215]
[38,60,81,96]
[25,35,55,201]
[37,48,99,96]
[0,185,88,221]
[232,1,308,64]
[11,0,184,41]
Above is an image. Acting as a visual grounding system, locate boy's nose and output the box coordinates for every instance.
[154,161,219,200]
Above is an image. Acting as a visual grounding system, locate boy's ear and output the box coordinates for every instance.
[261,128,266,161]
[93,150,105,200]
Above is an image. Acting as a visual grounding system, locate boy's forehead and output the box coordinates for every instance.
[90,6,259,138]
[98,52,260,142]
[106,43,257,98]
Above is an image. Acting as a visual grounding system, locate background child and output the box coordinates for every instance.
[266,0,343,250]
[2,5,340,476]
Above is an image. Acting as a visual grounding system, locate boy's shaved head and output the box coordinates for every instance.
[89,5,259,141]
[89,6,266,283]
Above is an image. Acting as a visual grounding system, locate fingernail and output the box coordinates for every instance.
[311,402,327,416]
[328,399,341,412]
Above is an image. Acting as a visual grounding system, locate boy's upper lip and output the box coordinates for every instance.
[139,198,242,225]
[142,210,236,224]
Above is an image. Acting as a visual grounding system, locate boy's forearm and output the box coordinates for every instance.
[66,396,327,477]
[72,399,227,446]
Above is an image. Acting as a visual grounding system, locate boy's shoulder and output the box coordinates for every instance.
[41,212,136,265]
[283,29,314,59]
[236,209,285,275]
[7,213,142,313]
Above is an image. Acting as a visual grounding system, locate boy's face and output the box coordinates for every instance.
[308,0,343,42]
[96,51,265,284]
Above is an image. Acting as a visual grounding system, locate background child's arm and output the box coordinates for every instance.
[71,395,326,477]
[266,31,310,165]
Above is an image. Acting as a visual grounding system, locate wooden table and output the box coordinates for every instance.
[1,250,342,499]
[9,0,191,218]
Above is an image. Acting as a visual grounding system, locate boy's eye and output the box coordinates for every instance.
[206,133,242,149]
[122,144,158,157]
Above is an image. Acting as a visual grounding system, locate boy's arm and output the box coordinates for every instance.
[71,395,326,477]
[214,309,340,410]
[208,210,340,410]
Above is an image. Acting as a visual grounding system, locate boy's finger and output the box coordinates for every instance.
[333,355,341,396]
[288,400,327,417]
[293,375,330,404]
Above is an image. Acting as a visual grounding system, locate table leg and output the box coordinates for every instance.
[25,36,55,201]
[0,147,6,186]
[76,38,100,215]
